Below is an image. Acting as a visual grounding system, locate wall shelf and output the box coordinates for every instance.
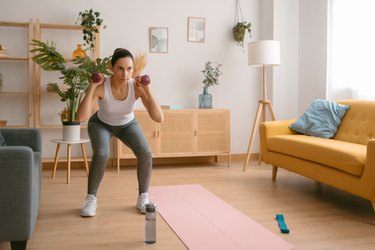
[0,19,34,128]
[0,57,28,61]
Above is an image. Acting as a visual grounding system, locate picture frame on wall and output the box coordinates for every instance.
[149,27,168,53]
[187,17,205,43]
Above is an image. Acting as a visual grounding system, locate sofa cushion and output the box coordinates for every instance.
[0,132,6,146]
[289,99,350,139]
[267,135,365,176]
[334,100,375,145]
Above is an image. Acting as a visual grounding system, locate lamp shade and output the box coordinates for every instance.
[248,40,280,66]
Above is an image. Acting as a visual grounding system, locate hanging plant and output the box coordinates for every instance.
[233,22,251,47]
[233,0,251,48]
[76,9,106,51]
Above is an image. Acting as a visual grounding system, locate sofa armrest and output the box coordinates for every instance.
[259,119,297,163]
[360,139,375,200]
[0,128,41,153]
[260,119,297,138]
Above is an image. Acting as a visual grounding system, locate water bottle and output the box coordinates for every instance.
[145,203,156,244]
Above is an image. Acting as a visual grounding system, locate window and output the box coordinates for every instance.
[327,0,375,100]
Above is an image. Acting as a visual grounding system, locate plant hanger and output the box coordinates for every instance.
[235,0,244,25]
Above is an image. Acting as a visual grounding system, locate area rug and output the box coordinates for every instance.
[149,184,293,250]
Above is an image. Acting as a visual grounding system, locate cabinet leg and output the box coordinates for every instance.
[52,143,61,178]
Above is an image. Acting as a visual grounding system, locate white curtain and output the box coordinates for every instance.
[327,0,375,100]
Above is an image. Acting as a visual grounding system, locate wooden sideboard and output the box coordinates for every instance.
[115,109,230,170]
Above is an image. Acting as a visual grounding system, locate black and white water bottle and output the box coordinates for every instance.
[145,203,156,244]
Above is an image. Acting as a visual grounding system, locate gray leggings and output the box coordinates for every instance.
[87,112,152,196]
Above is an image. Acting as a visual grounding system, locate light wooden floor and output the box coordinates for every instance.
[1,161,375,250]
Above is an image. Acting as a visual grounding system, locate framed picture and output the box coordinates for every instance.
[187,17,205,42]
[149,27,168,53]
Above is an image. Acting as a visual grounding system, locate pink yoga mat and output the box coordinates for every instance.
[150,184,293,250]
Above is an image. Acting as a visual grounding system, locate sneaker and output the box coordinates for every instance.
[136,193,150,214]
[81,194,97,217]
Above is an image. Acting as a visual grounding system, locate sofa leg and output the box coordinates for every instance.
[272,166,278,181]
[10,240,27,250]
[372,202,375,212]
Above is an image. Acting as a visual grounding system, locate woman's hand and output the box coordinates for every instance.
[135,75,151,86]
[90,73,105,85]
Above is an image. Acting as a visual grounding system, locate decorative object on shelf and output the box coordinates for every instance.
[0,120,7,127]
[161,105,183,110]
[72,44,86,59]
[30,40,112,125]
[199,61,222,109]
[0,44,7,58]
[76,9,106,51]
[232,0,251,49]
[243,40,280,171]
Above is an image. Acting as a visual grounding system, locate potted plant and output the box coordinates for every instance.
[30,39,111,140]
[76,9,106,51]
[199,61,223,109]
[232,21,251,48]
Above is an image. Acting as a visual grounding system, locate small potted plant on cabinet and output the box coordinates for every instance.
[199,61,223,109]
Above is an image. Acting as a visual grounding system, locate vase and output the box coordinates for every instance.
[72,44,86,59]
[62,121,80,142]
[199,87,212,109]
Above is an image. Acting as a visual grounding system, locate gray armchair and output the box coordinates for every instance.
[0,128,42,250]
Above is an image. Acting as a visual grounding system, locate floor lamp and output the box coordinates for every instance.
[243,40,280,171]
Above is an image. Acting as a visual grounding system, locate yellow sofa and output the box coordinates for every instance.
[260,100,375,211]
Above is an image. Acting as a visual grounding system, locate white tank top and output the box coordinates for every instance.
[98,77,137,126]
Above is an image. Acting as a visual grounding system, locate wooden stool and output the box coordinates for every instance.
[51,138,90,184]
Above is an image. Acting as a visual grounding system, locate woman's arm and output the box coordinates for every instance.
[77,83,102,122]
[135,82,164,123]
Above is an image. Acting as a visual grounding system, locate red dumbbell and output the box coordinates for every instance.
[91,72,102,83]
[139,75,150,86]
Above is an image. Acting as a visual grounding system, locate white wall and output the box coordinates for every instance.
[298,0,328,113]
[1,0,268,157]
[273,0,299,120]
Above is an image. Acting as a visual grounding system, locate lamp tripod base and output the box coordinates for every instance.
[243,99,276,171]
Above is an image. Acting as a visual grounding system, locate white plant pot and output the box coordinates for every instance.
[63,122,80,142]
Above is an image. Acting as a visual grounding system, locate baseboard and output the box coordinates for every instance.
[42,153,259,169]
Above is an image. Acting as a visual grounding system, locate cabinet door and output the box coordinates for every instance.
[195,109,230,154]
[158,110,195,155]
[117,110,157,158]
